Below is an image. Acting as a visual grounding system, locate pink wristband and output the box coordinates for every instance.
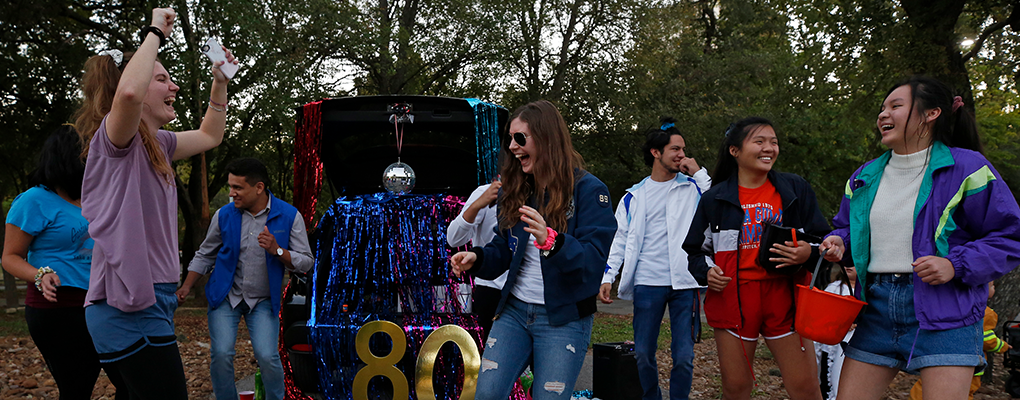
[534,227,557,250]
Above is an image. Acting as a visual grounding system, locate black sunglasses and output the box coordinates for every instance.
[509,132,531,147]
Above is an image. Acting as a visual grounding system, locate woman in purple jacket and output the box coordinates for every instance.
[820,76,1020,400]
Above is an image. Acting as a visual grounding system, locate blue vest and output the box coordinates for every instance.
[205,194,298,316]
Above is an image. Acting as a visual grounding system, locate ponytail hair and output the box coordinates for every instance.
[886,76,983,153]
[641,116,684,167]
[73,52,175,184]
[711,117,773,182]
[28,125,86,200]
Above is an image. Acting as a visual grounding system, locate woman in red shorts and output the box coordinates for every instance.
[683,117,830,400]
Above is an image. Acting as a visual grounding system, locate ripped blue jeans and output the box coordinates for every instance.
[475,296,592,400]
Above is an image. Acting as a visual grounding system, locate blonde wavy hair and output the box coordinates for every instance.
[73,52,174,184]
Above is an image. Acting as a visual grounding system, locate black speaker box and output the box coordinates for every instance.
[593,342,643,400]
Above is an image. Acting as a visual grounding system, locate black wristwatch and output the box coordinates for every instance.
[139,26,166,47]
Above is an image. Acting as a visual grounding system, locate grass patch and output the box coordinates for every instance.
[0,309,29,337]
[590,312,672,350]
[176,307,208,317]
[700,322,714,339]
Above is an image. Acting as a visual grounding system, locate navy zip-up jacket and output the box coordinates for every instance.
[468,171,617,326]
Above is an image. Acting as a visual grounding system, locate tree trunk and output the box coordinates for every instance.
[900,0,974,107]
[991,267,1020,333]
[172,0,212,300]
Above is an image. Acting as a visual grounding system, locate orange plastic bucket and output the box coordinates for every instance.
[794,284,866,345]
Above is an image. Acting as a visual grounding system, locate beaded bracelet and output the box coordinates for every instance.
[208,101,226,112]
[34,267,55,292]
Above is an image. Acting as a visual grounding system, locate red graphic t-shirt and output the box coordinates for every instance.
[738,180,784,281]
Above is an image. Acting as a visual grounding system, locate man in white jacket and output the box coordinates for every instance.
[598,119,710,400]
[447,180,507,340]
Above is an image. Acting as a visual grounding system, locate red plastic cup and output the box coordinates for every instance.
[239,391,255,400]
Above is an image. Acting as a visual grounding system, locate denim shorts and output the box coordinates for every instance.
[85,283,179,363]
[844,273,983,374]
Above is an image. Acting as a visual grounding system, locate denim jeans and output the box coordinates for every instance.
[632,285,697,400]
[845,273,982,373]
[476,297,592,400]
[209,300,284,400]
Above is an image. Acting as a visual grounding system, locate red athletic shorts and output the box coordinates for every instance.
[727,278,795,341]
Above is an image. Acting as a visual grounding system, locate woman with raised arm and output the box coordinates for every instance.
[72,7,238,399]
[449,100,617,400]
[821,76,1020,400]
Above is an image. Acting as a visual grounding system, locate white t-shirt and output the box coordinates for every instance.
[510,234,545,304]
[634,178,672,286]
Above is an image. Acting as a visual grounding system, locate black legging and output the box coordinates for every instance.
[103,343,189,400]
[25,306,127,400]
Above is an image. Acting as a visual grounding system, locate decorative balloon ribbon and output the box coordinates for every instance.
[388,103,413,160]
[394,118,405,158]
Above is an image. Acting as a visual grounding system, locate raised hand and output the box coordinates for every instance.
[211,46,239,83]
[258,226,278,252]
[679,157,700,176]
[519,205,548,244]
[151,8,176,37]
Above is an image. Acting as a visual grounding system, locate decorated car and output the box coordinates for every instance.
[281,96,509,400]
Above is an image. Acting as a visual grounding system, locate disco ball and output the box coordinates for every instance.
[382,161,416,194]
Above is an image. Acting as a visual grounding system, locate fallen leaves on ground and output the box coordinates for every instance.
[1,308,257,400]
[2,310,1016,399]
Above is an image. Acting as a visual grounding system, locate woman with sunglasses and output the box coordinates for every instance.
[450,100,616,399]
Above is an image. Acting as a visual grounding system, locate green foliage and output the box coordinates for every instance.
[0,0,93,196]
[1,0,1017,271]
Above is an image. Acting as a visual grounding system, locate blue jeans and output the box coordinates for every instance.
[209,300,284,400]
[476,297,592,400]
[633,285,697,400]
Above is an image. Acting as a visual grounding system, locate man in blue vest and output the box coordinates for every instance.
[176,158,314,400]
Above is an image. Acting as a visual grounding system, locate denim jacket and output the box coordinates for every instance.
[468,171,617,326]
[828,141,1020,330]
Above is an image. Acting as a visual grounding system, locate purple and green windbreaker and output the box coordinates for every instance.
[828,141,1020,331]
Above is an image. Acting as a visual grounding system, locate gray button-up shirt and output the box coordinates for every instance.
[188,203,314,310]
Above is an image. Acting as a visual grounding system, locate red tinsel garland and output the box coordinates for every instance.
[293,101,324,230]
[280,280,314,400]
